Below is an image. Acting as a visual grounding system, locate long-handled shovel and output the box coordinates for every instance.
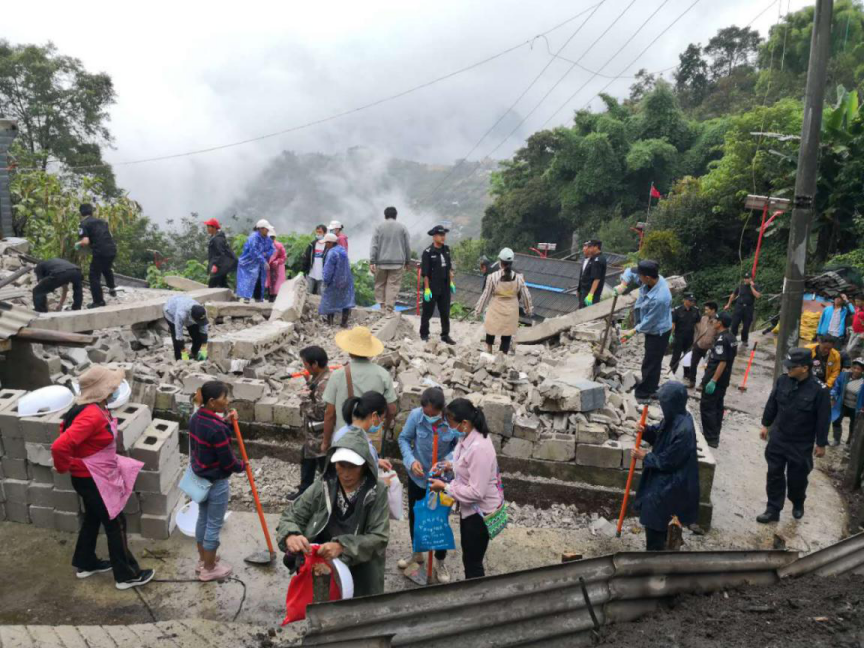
[616,405,649,538]
[232,416,276,565]
[738,342,758,392]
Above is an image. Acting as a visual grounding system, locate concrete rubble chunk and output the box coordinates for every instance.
[230,378,270,401]
[155,384,181,410]
[254,396,279,423]
[129,420,180,471]
[589,516,618,538]
[206,301,273,319]
[208,320,294,372]
[399,384,424,411]
[114,403,153,452]
[538,376,606,413]
[480,393,515,437]
[163,275,208,291]
[513,415,541,443]
[533,433,576,462]
[25,442,54,467]
[273,399,303,428]
[502,436,535,458]
[270,275,308,323]
[575,440,623,468]
[576,423,609,445]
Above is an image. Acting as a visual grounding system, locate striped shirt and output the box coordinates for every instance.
[189,409,245,481]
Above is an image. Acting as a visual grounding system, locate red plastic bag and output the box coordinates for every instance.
[282,546,342,625]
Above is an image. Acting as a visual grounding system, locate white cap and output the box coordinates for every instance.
[255,219,273,230]
[331,447,365,466]
[499,247,514,262]
[269,228,277,237]
[328,220,343,230]
[322,232,339,243]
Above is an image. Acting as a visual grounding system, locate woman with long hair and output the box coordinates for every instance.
[332,391,393,472]
[473,248,533,354]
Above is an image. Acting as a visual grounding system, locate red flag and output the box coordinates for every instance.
[650,185,662,199]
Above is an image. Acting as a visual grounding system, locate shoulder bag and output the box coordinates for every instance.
[179,434,212,503]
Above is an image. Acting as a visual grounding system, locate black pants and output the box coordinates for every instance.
[833,404,856,444]
[326,309,351,327]
[765,441,813,513]
[645,527,666,551]
[731,306,754,345]
[298,456,325,493]
[33,269,84,312]
[71,476,141,583]
[669,330,694,375]
[420,290,451,339]
[700,382,728,447]
[687,346,708,385]
[167,320,206,360]
[208,273,229,288]
[89,255,116,305]
[636,331,670,399]
[460,513,489,579]
[485,334,512,354]
[407,480,447,561]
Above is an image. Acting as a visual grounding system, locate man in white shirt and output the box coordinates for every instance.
[302,225,329,295]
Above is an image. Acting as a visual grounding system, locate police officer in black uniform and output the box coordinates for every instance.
[32,258,84,313]
[420,225,456,344]
[699,311,737,448]
[669,293,701,376]
[76,203,118,308]
[578,239,607,308]
[757,347,830,523]
[725,271,761,348]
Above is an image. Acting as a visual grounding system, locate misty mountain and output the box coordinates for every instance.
[222,147,495,259]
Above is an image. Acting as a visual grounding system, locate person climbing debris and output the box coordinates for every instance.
[32,258,84,313]
[203,218,237,289]
[76,203,117,309]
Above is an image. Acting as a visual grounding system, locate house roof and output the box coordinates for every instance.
[453,273,584,321]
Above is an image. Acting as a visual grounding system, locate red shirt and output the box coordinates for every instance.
[853,307,864,334]
[51,404,115,478]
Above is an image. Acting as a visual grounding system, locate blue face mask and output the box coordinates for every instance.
[368,418,382,436]
[424,414,441,424]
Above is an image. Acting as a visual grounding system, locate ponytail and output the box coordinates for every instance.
[500,260,514,282]
[445,398,491,438]
[341,391,388,425]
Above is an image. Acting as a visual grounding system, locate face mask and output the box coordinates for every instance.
[315,234,323,240]
[368,416,382,436]
[424,414,441,424]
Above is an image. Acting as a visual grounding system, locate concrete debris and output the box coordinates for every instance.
[269,274,307,323]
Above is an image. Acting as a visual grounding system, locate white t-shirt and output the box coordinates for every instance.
[310,241,326,280]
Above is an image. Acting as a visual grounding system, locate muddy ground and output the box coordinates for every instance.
[598,573,864,647]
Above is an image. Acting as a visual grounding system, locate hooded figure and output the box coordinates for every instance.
[633,381,700,549]
[276,429,389,596]
[236,225,275,300]
[319,235,356,319]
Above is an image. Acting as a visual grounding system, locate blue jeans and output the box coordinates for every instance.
[196,478,230,551]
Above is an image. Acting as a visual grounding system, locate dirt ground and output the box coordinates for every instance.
[598,573,864,647]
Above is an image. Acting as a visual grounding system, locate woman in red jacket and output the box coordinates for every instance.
[52,366,154,590]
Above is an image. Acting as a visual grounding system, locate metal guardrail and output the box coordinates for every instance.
[777,531,864,578]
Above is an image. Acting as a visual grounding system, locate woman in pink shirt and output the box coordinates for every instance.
[267,231,287,301]
[429,398,503,579]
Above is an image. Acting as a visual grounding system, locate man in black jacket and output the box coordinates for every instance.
[203,218,237,288]
[578,239,607,308]
[757,347,830,523]
[75,203,117,308]
[301,225,329,295]
[33,258,84,312]
[420,225,455,344]
[669,293,701,376]
[699,312,737,448]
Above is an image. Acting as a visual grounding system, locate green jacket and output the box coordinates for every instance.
[276,429,390,597]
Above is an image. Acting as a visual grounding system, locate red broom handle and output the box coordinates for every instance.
[617,405,649,538]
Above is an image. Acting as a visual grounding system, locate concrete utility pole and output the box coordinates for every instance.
[0,118,18,239]
[773,0,834,380]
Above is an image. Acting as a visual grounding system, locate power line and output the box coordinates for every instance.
[481,0,640,160]
[540,0,673,128]
[417,1,607,204]
[17,4,604,173]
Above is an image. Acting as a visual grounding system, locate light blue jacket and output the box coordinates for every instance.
[817,304,855,338]
[830,371,864,422]
[397,407,460,489]
[635,276,673,336]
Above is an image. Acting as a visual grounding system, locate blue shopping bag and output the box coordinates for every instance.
[412,489,455,553]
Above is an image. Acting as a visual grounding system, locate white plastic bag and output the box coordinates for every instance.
[380,470,404,520]
[681,350,693,369]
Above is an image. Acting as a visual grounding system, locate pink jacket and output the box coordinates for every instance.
[449,431,503,519]
[268,241,287,295]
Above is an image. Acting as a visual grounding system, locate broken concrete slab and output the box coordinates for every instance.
[533,433,576,462]
[208,321,294,372]
[205,301,273,319]
[538,376,606,413]
[230,377,270,401]
[370,313,417,343]
[163,276,208,291]
[30,288,232,333]
[270,275,307,323]
[480,393,515,437]
[575,440,623,468]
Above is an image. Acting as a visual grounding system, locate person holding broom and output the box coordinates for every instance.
[632,381,700,550]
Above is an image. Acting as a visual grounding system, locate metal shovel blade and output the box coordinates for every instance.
[244,549,276,565]
[402,561,429,586]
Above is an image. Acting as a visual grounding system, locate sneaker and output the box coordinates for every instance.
[397,552,425,569]
[435,560,451,584]
[440,336,456,345]
[76,560,112,579]
[199,561,233,582]
[756,510,780,524]
[116,569,155,590]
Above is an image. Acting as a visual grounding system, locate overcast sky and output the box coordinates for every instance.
[4,0,812,226]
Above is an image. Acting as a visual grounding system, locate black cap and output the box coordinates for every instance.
[427,225,449,236]
[683,293,696,302]
[717,311,732,328]
[783,347,813,369]
[191,305,208,325]
[79,203,93,217]
[637,259,660,278]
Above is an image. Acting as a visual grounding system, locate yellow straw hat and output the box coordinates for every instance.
[334,326,384,358]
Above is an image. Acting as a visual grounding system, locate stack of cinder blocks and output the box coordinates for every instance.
[0,389,183,540]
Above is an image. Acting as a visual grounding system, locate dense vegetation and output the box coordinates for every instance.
[480,0,864,315]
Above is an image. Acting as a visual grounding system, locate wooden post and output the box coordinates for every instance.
[844,417,864,490]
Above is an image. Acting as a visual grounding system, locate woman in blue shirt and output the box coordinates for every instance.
[397,387,460,583]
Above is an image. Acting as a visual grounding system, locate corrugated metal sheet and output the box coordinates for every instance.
[454,273,584,321]
[0,302,36,342]
[777,531,864,578]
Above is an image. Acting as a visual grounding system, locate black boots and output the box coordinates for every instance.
[792,503,805,520]
[756,509,780,523]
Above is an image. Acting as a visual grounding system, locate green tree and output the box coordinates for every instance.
[675,44,711,108]
[704,26,762,79]
[0,41,117,194]
[640,230,684,274]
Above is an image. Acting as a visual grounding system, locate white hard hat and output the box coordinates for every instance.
[255,219,273,230]
[328,220,343,230]
[499,248,515,262]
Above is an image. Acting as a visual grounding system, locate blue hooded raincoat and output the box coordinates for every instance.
[319,244,356,314]
[633,381,700,531]
[236,231,275,299]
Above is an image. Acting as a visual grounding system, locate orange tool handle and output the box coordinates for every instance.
[427,429,440,583]
[232,415,275,556]
[617,405,649,538]
[739,342,758,390]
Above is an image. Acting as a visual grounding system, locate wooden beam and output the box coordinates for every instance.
[14,327,96,347]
